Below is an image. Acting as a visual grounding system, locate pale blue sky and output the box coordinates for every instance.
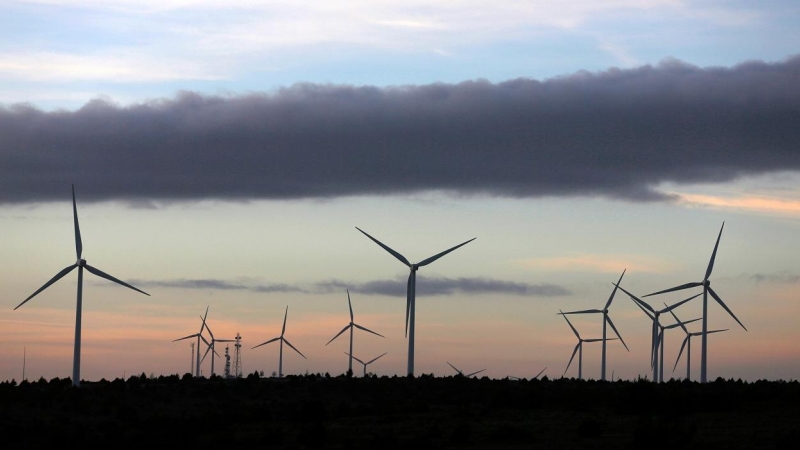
[1,1,799,383]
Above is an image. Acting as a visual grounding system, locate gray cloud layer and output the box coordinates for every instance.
[2,56,799,204]
[130,277,570,298]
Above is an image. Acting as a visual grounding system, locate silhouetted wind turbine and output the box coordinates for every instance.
[355,227,475,376]
[668,307,729,381]
[14,185,150,387]
[615,284,701,382]
[200,319,236,377]
[345,351,387,377]
[558,269,629,381]
[560,310,618,380]
[252,306,306,378]
[447,361,487,378]
[642,222,747,383]
[325,289,384,375]
[173,306,211,377]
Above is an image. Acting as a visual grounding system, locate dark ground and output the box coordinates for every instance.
[1,372,798,449]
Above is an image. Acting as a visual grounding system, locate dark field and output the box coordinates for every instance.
[1,373,798,449]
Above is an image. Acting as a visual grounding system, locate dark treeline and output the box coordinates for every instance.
[0,373,797,449]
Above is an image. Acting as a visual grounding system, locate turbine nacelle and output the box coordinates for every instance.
[77,258,87,267]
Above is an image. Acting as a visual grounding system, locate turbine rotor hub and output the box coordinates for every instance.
[78,259,86,267]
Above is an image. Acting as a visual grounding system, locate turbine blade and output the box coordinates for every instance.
[15,264,77,310]
[84,264,150,296]
[416,237,476,267]
[604,269,626,309]
[535,367,547,379]
[560,310,581,340]
[200,344,212,364]
[585,338,612,342]
[282,306,288,336]
[705,222,725,281]
[283,338,307,359]
[72,185,82,260]
[615,284,655,314]
[667,306,689,334]
[199,335,211,347]
[565,343,580,375]
[353,323,385,338]
[606,315,629,351]
[325,325,351,346]
[707,328,729,334]
[708,286,747,331]
[344,351,366,365]
[355,227,411,266]
[628,293,655,321]
[643,282,703,297]
[366,352,387,364]
[559,309,603,315]
[466,369,486,377]
[673,336,689,372]
[347,289,354,322]
[447,361,461,374]
[252,337,280,349]
[660,292,702,313]
[172,333,198,342]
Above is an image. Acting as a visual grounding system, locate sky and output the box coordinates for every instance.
[1,0,799,383]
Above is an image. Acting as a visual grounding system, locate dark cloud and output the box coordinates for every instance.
[2,55,799,204]
[746,272,800,284]
[130,276,570,297]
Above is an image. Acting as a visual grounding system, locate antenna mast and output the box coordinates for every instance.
[224,345,231,378]
[233,332,242,378]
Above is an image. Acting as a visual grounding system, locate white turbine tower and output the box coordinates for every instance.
[560,310,618,380]
[356,227,475,376]
[14,185,150,387]
[557,270,629,381]
[615,284,701,382]
[173,306,211,377]
[325,289,384,375]
[446,361,487,378]
[642,222,747,383]
[253,306,306,378]
[344,351,387,377]
[668,307,729,381]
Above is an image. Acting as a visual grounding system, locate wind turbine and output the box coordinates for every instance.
[14,185,150,387]
[252,306,306,378]
[200,319,236,377]
[344,351,387,377]
[173,306,211,377]
[668,307,729,381]
[642,222,747,383]
[560,310,618,380]
[355,227,475,376]
[325,289,384,375]
[615,284,701,382]
[557,269,629,381]
[446,361,487,378]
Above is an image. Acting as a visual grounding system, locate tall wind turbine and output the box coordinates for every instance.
[355,227,475,376]
[344,351,387,377]
[558,269,629,381]
[615,285,701,382]
[560,310,618,380]
[252,306,306,378]
[642,222,747,383]
[446,361,487,378]
[668,307,729,381]
[325,289,384,375]
[173,306,211,377]
[14,185,150,387]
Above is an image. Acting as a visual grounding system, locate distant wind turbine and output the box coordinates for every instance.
[173,306,211,377]
[668,307,729,381]
[560,310,618,380]
[200,319,236,377]
[355,227,475,376]
[558,269,629,381]
[642,222,747,383]
[447,361,487,378]
[325,289,384,375]
[14,185,150,387]
[252,306,306,378]
[344,351,387,377]
[615,284,701,383]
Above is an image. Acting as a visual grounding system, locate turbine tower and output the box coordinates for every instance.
[643,222,747,383]
[356,227,475,376]
[558,269,629,381]
[559,310,618,380]
[253,306,306,378]
[325,289,384,375]
[14,185,150,387]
